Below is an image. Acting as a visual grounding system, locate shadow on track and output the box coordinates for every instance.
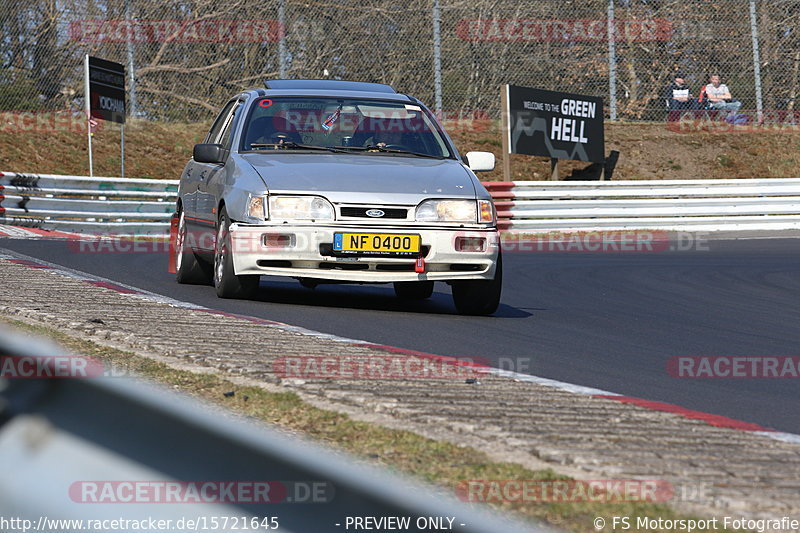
[245,278,533,319]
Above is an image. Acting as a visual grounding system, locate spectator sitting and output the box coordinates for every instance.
[664,74,699,111]
[703,74,742,112]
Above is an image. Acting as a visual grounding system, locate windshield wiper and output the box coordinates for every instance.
[249,142,348,153]
[333,144,445,159]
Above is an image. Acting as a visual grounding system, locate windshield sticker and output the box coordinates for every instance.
[258,98,273,107]
[283,102,325,109]
[321,107,341,131]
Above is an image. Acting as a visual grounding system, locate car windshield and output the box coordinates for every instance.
[241,97,452,158]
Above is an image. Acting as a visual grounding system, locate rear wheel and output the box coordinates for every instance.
[214,208,260,299]
[175,209,212,285]
[393,281,434,300]
[451,252,503,316]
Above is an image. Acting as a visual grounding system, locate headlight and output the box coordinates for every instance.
[247,195,267,220]
[415,199,477,223]
[269,195,334,221]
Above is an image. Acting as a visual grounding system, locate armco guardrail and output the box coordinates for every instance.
[0,171,178,234]
[0,324,539,533]
[3,172,800,235]
[485,178,800,232]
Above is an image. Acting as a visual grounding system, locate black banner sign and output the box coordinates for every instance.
[506,85,604,163]
[88,56,125,124]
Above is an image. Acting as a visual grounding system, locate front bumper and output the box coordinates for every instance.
[229,223,500,282]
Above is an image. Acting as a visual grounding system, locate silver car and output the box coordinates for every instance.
[174,80,502,315]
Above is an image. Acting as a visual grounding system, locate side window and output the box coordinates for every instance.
[217,102,242,150]
[204,100,236,144]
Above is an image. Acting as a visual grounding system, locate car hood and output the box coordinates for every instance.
[242,152,478,205]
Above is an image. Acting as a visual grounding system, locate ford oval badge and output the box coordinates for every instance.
[366,209,385,217]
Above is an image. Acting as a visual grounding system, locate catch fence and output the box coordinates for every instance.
[1,1,797,123]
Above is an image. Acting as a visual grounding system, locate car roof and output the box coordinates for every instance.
[255,89,414,102]
[264,79,397,93]
[245,80,416,103]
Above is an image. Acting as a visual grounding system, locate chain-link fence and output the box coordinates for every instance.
[1,0,798,122]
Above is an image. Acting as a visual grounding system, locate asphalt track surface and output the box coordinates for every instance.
[2,236,799,434]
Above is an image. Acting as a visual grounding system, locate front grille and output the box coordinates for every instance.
[339,207,408,219]
[257,260,292,268]
[319,262,369,270]
[449,264,482,271]
[375,264,416,271]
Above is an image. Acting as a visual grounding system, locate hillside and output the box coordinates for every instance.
[1,118,798,180]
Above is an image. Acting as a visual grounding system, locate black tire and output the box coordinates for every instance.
[451,252,503,316]
[214,208,260,299]
[175,209,212,285]
[393,281,434,300]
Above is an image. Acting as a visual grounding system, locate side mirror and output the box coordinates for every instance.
[464,151,496,172]
[193,143,225,164]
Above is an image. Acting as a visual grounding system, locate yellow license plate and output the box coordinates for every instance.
[334,233,421,255]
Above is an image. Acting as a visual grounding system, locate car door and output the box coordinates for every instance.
[191,99,240,250]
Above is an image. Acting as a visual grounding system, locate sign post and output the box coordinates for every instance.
[83,55,93,178]
[503,85,605,180]
[85,56,126,177]
[121,123,125,178]
[499,85,512,182]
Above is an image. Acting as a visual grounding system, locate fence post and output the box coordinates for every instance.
[607,0,617,121]
[500,85,511,182]
[748,0,764,123]
[432,0,443,114]
[278,0,287,78]
[125,0,137,117]
[83,54,93,178]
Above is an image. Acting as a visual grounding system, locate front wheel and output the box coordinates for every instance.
[214,208,260,299]
[451,252,503,316]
